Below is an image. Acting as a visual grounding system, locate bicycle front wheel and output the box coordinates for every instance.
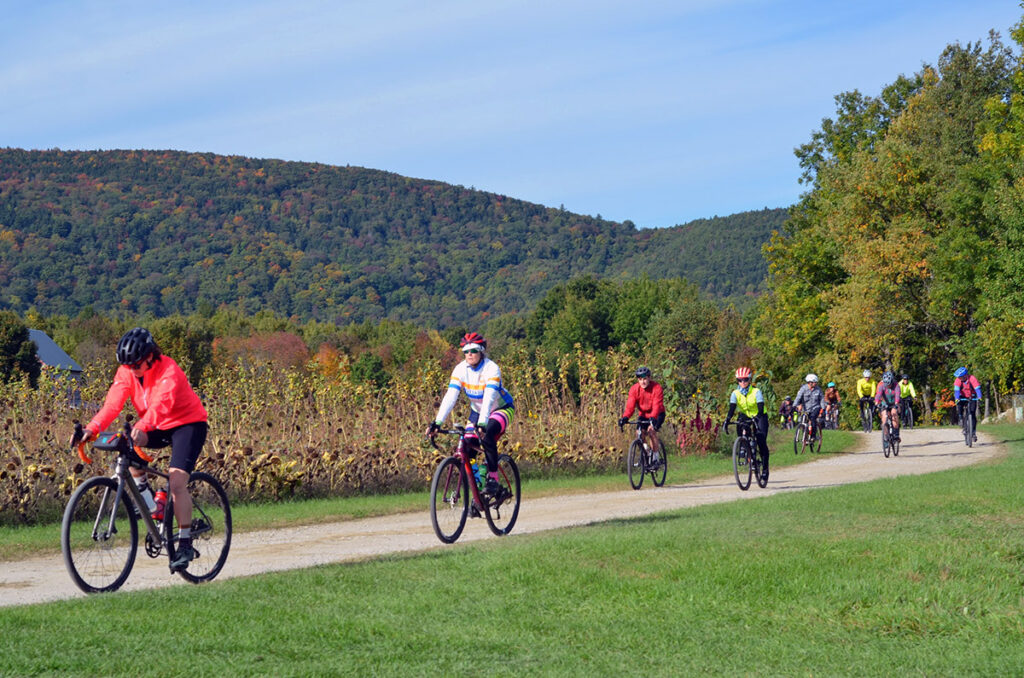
[650,437,667,487]
[627,440,644,490]
[793,423,802,455]
[964,415,974,448]
[430,457,469,543]
[484,454,521,536]
[62,476,138,594]
[733,437,752,491]
[861,406,872,433]
[166,471,232,584]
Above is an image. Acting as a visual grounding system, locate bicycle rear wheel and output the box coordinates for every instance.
[733,437,752,491]
[484,454,520,536]
[627,439,644,490]
[62,476,138,593]
[649,437,667,487]
[430,457,468,543]
[166,471,232,584]
[811,428,823,454]
[754,448,767,488]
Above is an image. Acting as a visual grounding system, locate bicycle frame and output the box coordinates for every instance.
[430,427,487,512]
[75,419,170,549]
[625,418,661,455]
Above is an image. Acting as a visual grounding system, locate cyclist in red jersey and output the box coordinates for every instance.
[77,328,209,572]
[618,366,666,431]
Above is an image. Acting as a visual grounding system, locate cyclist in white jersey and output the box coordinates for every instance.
[427,332,515,496]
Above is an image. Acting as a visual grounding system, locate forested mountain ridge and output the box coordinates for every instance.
[0,148,784,325]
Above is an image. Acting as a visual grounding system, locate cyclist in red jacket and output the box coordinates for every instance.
[79,328,209,572]
[618,365,666,431]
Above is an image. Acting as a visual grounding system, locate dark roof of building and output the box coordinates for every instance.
[29,329,83,372]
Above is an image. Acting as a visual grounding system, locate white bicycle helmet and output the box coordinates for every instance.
[805,373,818,383]
[862,369,871,378]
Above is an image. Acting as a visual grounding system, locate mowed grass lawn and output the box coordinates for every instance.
[2,426,1023,676]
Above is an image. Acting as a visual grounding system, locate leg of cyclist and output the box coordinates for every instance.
[480,408,513,495]
[753,412,770,481]
[159,423,207,572]
[649,412,666,460]
[969,400,978,441]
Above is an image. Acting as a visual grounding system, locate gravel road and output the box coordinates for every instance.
[0,426,1002,608]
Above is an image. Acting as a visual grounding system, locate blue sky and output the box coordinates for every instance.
[1,1,1020,228]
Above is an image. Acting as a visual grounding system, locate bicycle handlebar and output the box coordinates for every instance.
[71,417,154,466]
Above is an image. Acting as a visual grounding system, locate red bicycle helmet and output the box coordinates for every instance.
[735,366,753,380]
[459,332,487,350]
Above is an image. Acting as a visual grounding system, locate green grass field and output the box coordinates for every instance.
[6,426,1021,676]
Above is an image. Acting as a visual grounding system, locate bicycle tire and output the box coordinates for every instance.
[861,405,872,433]
[733,437,752,491]
[484,454,520,536]
[754,449,768,488]
[165,472,232,584]
[793,422,803,455]
[903,404,914,430]
[627,439,645,490]
[430,456,468,543]
[892,433,900,457]
[964,413,974,448]
[882,425,890,458]
[650,437,667,487]
[812,427,823,454]
[62,476,138,594]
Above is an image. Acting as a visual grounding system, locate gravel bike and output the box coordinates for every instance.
[823,404,840,430]
[957,398,976,448]
[622,417,667,490]
[792,410,822,455]
[726,420,766,491]
[428,427,521,544]
[858,397,875,433]
[62,418,232,594]
[880,406,900,458]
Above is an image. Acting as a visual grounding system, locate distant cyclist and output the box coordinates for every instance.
[778,395,795,429]
[793,373,825,439]
[953,366,981,443]
[823,381,841,427]
[856,369,877,426]
[427,332,515,498]
[618,366,666,453]
[875,371,901,441]
[723,367,770,484]
[899,373,917,423]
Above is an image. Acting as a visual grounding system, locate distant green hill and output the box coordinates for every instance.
[0,148,786,325]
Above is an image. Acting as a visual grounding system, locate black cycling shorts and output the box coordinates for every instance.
[144,421,208,473]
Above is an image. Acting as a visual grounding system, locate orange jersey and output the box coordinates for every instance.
[87,355,207,435]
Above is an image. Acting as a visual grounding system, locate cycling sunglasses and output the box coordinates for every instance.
[463,348,481,355]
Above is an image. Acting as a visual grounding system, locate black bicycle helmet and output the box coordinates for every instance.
[901,373,909,380]
[635,366,651,378]
[116,327,156,365]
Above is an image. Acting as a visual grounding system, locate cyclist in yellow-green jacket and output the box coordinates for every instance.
[899,374,917,424]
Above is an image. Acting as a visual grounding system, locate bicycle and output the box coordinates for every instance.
[823,405,840,430]
[726,421,766,490]
[880,406,900,458]
[779,411,795,430]
[622,418,667,490]
[957,398,976,448]
[900,399,914,429]
[792,410,822,455]
[61,418,232,594]
[428,426,521,544]
[858,397,875,433]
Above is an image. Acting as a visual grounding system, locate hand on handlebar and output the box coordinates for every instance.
[618,416,628,428]
[426,421,440,437]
